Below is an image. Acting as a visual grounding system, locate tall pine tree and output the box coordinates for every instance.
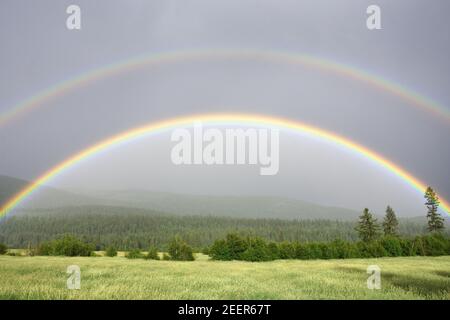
[424,187,444,232]
[355,208,380,242]
[382,206,399,236]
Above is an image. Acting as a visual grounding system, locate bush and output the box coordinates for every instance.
[105,246,117,257]
[380,236,403,257]
[240,246,270,262]
[209,239,230,260]
[421,234,450,256]
[126,249,143,259]
[267,242,280,260]
[209,233,248,261]
[319,243,336,259]
[302,243,323,260]
[279,241,296,259]
[240,238,273,262]
[357,241,387,258]
[37,235,94,256]
[0,243,7,255]
[145,246,160,260]
[412,236,426,256]
[399,238,416,256]
[225,233,248,259]
[328,240,358,259]
[168,237,195,261]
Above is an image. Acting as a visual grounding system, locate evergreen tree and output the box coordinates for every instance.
[145,246,160,260]
[382,206,399,236]
[0,243,7,255]
[105,246,117,257]
[168,237,195,261]
[355,208,380,242]
[424,187,445,232]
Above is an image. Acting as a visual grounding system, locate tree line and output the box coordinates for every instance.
[0,187,447,261]
[30,234,195,261]
[0,211,443,250]
[207,232,450,261]
[355,187,445,242]
[208,187,448,261]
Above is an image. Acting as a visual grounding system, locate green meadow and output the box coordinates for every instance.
[0,254,448,300]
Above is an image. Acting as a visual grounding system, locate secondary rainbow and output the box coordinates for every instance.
[1,49,449,127]
[0,113,448,219]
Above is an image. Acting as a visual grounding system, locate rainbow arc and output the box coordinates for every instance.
[1,49,449,127]
[1,113,448,218]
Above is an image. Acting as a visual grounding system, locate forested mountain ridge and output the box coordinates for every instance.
[0,206,443,249]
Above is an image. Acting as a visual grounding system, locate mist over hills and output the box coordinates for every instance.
[1,174,360,220]
[0,174,439,221]
[2,175,448,249]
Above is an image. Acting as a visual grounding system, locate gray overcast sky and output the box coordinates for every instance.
[0,0,449,216]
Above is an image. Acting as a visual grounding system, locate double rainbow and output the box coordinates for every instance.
[1,49,449,127]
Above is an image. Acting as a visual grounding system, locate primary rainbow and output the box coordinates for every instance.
[0,113,449,218]
[1,49,449,127]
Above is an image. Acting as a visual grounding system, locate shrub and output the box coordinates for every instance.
[279,241,296,259]
[412,236,426,256]
[303,243,323,259]
[209,239,231,260]
[380,236,403,257]
[240,246,270,262]
[267,242,280,260]
[37,235,94,256]
[167,237,195,261]
[357,241,387,258]
[399,238,416,256]
[292,242,306,259]
[105,246,117,257]
[225,233,248,259]
[126,249,143,259]
[209,233,249,260]
[0,243,7,255]
[319,243,336,259]
[328,240,358,259]
[145,246,159,260]
[421,234,450,256]
[240,238,273,262]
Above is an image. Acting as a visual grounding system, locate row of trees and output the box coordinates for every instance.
[120,237,195,261]
[208,232,450,261]
[208,187,448,262]
[29,235,195,261]
[0,210,440,250]
[356,187,445,242]
[2,231,449,262]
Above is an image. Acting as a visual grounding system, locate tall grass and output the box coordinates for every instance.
[0,255,448,299]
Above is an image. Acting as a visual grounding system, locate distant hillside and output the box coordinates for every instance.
[0,175,29,205]
[81,190,361,220]
[0,175,360,220]
[0,175,113,209]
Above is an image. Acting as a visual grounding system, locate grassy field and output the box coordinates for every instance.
[0,254,449,300]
